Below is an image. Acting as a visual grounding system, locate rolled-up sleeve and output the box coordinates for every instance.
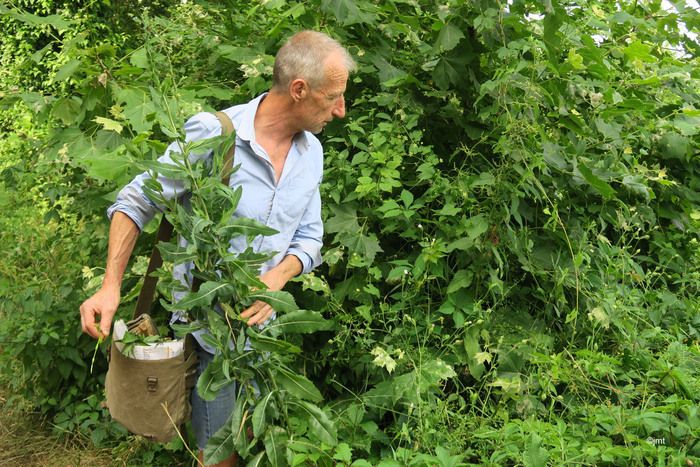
[107,112,222,230]
[286,179,323,274]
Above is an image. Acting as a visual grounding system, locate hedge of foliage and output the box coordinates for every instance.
[1,0,700,465]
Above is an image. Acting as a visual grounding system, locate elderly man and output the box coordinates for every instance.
[79,30,354,466]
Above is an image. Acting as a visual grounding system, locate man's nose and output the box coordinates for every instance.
[332,96,345,119]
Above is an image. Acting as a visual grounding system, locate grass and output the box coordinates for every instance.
[0,388,114,467]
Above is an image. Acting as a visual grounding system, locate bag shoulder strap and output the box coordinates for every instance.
[132,111,237,319]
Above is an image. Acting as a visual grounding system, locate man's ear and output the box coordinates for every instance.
[290,79,308,102]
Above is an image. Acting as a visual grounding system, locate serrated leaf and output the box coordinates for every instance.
[320,0,377,25]
[130,48,149,69]
[435,23,464,52]
[115,87,156,133]
[54,59,82,82]
[9,9,73,31]
[82,150,132,182]
[93,116,123,134]
[276,366,323,402]
[52,97,83,125]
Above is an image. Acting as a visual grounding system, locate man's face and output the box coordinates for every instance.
[302,52,349,134]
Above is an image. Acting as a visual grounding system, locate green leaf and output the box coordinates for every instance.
[266,310,335,336]
[247,330,301,354]
[658,132,690,160]
[54,59,82,82]
[447,270,473,294]
[275,366,323,402]
[203,419,236,465]
[93,116,123,134]
[218,217,279,238]
[264,426,288,467]
[167,281,234,311]
[130,48,149,69]
[622,175,651,201]
[523,433,549,467]
[82,150,133,182]
[252,391,275,438]
[9,9,73,31]
[320,0,377,25]
[245,452,266,467]
[51,97,83,125]
[577,162,616,199]
[464,214,489,240]
[217,45,266,64]
[543,7,564,61]
[288,400,337,446]
[435,23,464,52]
[623,40,655,63]
[247,290,298,313]
[156,242,198,265]
[115,87,156,133]
[333,443,353,463]
[567,49,585,69]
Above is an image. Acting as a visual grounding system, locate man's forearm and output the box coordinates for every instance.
[102,211,140,291]
[261,254,303,291]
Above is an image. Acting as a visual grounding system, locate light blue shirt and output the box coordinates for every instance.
[107,94,324,348]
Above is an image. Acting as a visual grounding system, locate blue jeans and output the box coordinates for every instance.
[190,344,237,450]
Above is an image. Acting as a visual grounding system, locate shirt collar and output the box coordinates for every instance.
[236,93,311,154]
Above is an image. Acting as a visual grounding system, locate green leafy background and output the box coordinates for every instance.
[1,0,699,465]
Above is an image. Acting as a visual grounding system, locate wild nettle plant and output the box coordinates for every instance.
[140,135,336,465]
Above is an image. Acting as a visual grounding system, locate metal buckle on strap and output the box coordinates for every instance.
[147,376,158,392]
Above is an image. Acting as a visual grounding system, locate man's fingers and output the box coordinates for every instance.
[246,303,273,326]
[80,302,103,339]
[241,300,265,318]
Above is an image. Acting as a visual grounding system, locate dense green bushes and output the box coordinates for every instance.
[2,0,699,465]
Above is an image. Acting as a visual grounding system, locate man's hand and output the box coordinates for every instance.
[80,286,120,339]
[240,255,302,326]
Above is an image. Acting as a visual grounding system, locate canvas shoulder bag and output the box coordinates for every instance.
[105,111,236,443]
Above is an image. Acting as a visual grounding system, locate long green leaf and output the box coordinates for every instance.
[248,330,301,354]
[578,162,616,199]
[275,366,322,402]
[288,400,337,446]
[252,391,275,438]
[203,415,235,464]
[217,217,279,238]
[264,426,288,467]
[247,290,298,313]
[156,241,198,265]
[266,310,335,337]
[167,281,234,311]
[245,452,266,467]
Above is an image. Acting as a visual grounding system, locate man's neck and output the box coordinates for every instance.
[254,90,299,149]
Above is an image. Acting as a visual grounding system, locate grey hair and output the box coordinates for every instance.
[272,30,356,90]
